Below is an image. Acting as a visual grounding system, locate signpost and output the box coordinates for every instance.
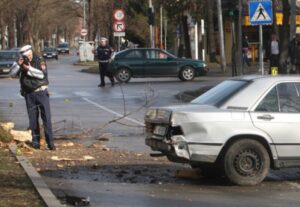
[249,1,273,75]
[113,9,126,51]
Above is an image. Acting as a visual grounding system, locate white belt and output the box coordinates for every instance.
[34,85,48,92]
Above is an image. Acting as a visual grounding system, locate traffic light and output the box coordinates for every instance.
[147,8,155,25]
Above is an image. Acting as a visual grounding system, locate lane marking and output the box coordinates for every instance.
[82,97,145,127]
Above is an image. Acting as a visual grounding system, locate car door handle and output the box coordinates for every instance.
[257,114,274,120]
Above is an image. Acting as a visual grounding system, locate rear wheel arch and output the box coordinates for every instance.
[218,135,275,169]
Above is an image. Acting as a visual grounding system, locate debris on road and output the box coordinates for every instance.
[51,155,95,162]
[175,169,201,179]
[0,122,15,131]
[10,129,32,142]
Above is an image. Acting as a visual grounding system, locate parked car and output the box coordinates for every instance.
[0,50,19,77]
[42,47,58,60]
[145,75,300,185]
[57,43,69,54]
[109,48,208,83]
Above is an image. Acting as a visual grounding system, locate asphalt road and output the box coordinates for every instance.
[1,55,300,207]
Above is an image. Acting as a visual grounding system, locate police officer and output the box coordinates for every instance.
[10,45,55,150]
[96,37,115,87]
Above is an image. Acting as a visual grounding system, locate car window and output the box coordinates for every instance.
[146,50,168,59]
[255,82,300,113]
[123,50,143,59]
[255,87,279,112]
[191,80,250,107]
[278,83,300,113]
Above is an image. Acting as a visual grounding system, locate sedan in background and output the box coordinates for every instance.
[42,47,58,60]
[109,48,208,83]
[0,50,19,77]
[145,75,300,186]
[57,43,69,54]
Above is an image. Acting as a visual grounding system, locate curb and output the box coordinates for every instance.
[9,144,64,207]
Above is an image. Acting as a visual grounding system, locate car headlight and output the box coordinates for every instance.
[43,53,47,56]
[52,53,56,55]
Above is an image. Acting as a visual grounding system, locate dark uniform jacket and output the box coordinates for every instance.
[19,55,48,94]
[96,45,113,62]
[289,38,300,65]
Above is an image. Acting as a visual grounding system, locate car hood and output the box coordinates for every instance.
[161,104,218,113]
[0,61,14,66]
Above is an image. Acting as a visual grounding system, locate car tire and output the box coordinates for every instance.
[223,139,270,186]
[115,68,132,83]
[179,66,195,81]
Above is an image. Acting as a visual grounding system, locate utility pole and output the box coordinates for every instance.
[217,0,226,72]
[195,21,199,60]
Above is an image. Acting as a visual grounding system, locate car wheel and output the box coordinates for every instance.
[115,68,131,83]
[223,139,270,186]
[179,66,195,81]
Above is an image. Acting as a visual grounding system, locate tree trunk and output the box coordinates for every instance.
[181,15,191,58]
[279,0,290,74]
[8,17,15,48]
[207,0,217,62]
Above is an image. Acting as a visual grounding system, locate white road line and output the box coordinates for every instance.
[82,97,145,127]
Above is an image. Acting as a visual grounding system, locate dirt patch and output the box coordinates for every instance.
[25,139,183,185]
[0,148,46,207]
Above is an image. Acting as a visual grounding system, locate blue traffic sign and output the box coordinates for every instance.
[249,1,273,25]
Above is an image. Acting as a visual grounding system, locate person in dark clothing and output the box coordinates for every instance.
[10,45,55,150]
[242,35,250,66]
[289,29,300,74]
[266,33,280,74]
[96,37,115,87]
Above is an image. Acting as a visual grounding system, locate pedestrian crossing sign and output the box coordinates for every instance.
[249,1,273,25]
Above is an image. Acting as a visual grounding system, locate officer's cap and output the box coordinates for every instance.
[100,37,108,42]
[20,45,32,55]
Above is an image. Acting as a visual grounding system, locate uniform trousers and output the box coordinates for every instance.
[24,89,54,148]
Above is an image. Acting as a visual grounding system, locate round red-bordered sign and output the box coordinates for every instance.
[113,9,125,21]
[81,29,88,36]
[113,21,126,32]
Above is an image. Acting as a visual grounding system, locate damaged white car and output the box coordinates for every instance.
[145,75,300,185]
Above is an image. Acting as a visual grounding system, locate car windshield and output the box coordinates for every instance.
[191,79,250,107]
[0,52,19,60]
[44,48,55,52]
[58,44,68,48]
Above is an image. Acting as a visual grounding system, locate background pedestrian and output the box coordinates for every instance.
[96,37,115,87]
[289,27,300,74]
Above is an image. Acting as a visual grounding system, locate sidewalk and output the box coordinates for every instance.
[207,62,267,77]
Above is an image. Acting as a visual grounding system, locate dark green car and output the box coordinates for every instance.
[109,48,208,83]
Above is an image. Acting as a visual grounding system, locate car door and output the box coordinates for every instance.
[119,50,145,76]
[250,82,300,159]
[144,49,178,76]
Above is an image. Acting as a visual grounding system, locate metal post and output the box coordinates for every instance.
[164,18,167,50]
[201,19,205,61]
[160,5,163,49]
[290,0,296,41]
[238,0,243,75]
[195,21,199,60]
[217,0,226,72]
[259,25,264,75]
[149,0,155,48]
